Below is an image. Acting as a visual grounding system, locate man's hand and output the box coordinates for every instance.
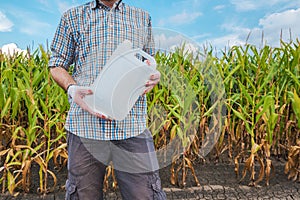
[143,59,160,94]
[144,71,161,94]
[68,85,109,119]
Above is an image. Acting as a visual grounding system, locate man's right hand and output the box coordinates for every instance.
[67,85,109,119]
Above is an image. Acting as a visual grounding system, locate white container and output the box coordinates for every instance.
[83,41,157,120]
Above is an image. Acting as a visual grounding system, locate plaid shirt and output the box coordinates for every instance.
[49,0,155,140]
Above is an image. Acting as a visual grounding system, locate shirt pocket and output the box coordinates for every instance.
[74,29,106,85]
[118,21,146,49]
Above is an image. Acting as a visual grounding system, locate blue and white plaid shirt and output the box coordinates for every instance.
[49,0,155,140]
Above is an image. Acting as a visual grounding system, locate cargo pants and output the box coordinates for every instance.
[65,129,166,200]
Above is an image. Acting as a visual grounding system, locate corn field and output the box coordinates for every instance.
[0,40,299,195]
[0,47,68,195]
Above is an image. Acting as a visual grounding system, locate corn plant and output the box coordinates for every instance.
[0,47,68,195]
[147,46,225,188]
[0,38,299,195]
[222,40,300,185]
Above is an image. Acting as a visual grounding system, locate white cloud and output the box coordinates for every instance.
[0,11,13,32]
[56,0,80,14]
[230,0,300,12]
[3,7,52,36]
[192,33,211,40]
[159,10,202,26]
[220,21,251,33]
[259,8,300,45]
[57,1,74,13]
[154,32,184,50]
[35,0,56,14]
[20,19,51,36]
[230,0,261,11]
[214,5,226,11]
[207,33,246,51]
[1,43,28,56]
[37,0,50,7]
[259,8,300,31]
[205,8,300,51]
[36,0,78,14]
[172,0,201,8]
[153,28,200,56]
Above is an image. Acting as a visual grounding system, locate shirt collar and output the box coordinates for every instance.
[92,0,123,10]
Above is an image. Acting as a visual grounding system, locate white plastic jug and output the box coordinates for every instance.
[83,40,157,120]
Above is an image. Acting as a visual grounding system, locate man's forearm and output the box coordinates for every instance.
[50,67,76,91]
[50,67,103,118]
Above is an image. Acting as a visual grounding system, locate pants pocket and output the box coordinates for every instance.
[150,173,167,200]
[65,180,79,200]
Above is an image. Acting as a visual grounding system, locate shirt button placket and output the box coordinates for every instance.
[107,9,114,29]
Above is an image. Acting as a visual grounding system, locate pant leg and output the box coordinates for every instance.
[65,132,107,200]
[111,129,166,200]
[115,170,165,200]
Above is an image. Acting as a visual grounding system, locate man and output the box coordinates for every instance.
[49,0,166,199]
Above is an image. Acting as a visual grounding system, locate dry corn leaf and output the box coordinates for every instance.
[254,156,265,186]
[240,154,254,182]
[265,158,272,186]
[21,160,31,192]
[234,156,239,178]
[184,157,200,186]
[170,163,176,185]
[46,169,57,193]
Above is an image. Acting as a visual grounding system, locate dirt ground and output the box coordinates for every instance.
[0,159,299,200]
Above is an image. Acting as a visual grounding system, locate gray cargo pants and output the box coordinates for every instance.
[65,129,166,200]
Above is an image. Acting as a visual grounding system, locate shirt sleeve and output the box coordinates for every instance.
[48,13,75,71]
[144,14,155,57]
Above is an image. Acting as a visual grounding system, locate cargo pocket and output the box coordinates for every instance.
[150,173,167,200]
[65,179,79,200]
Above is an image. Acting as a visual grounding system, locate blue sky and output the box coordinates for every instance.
[1,0,300,52]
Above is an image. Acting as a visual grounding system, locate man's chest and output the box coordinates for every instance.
[74,10,148,51]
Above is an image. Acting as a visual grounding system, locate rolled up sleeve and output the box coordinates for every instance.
[49,13,75,71]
